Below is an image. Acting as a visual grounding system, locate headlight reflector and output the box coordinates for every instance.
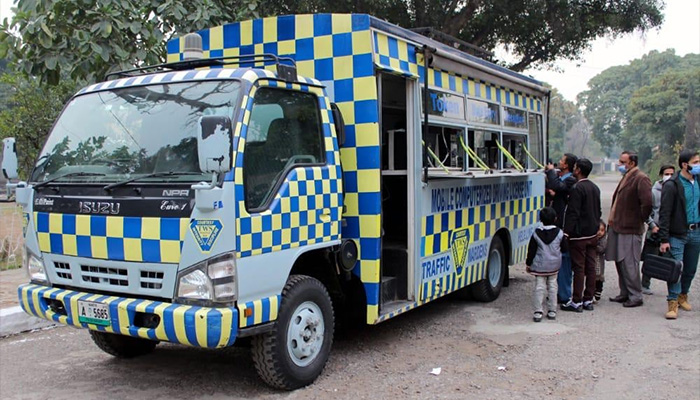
[24,249,47,283]
[177,268,213,300]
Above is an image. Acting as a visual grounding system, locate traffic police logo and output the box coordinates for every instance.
[451,228,470,280]
[190,219,223,253]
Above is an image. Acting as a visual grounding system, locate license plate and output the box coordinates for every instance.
[77,300,111,326]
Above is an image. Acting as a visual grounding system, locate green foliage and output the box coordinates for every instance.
[0,73,77,178]
[1,0,663,85]
[0,0,260,85]
[578,50,699,157]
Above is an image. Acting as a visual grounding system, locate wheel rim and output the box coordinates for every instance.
[488,248,502,287]
[286,301,325,367]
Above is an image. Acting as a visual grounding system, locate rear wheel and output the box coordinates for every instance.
[251,275,334,390]
[89,331,158,358]
[470,236,506,302]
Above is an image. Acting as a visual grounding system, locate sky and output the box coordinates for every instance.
[1,0,698,104]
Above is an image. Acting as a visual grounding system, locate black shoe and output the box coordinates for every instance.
[533,312,543,322]
[583,302,594,311]
[622,299,643,308]
[609,295,629,303]
[560,301,583,313]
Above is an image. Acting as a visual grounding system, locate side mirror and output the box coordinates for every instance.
[197,116,233,174]
[330,103,346,147]
[2,137,18,180]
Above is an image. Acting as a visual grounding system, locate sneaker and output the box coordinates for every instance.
[546,311,557,320]
[533,312,543,322]
[642,287,653,295]
[583,301,594,311]
[560,301,583,313]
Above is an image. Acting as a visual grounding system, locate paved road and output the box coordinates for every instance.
[1,174,698,400]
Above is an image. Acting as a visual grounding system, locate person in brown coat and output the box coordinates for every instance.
[606,151,653,307]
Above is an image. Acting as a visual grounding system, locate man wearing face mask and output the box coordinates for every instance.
[658,150,700,319]
[640,165,676,294]
[607,151,652,308]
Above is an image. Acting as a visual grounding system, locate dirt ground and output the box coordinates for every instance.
[0,203,23,270]
[0,174,698,400]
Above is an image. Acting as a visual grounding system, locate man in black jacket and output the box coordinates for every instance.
[562,158,602,312]
[658,150,700,319]
[545,153,578,303]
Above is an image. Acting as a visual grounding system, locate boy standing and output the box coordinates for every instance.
[526,207,569,322]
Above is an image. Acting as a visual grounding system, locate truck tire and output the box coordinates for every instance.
[251,275,334,390]
[470,236,506,302]
[89,331,158,358]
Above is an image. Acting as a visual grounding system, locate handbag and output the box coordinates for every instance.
[642,253,683,283]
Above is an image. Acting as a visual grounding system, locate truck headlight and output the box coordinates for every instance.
[176,252,236,304]
[24,248,48,284]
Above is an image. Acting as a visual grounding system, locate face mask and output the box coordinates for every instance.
[690,164,700,176]
[662,175,672,182]
[618,165,627,174]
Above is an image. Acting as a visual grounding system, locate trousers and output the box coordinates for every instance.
[667,229,700,300]
[570,236,598,303]
[557,252,572,302]
[534,274,558,313]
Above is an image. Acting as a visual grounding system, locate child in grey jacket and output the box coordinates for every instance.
[526,207,569,322]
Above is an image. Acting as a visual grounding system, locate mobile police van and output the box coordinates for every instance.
[9,14,549,389]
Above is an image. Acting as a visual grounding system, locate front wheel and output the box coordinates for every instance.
[89,331,158,358]
[470,236,506,302]
[251,275,334,390]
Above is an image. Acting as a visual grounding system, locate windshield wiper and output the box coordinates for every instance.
[103,171,203,191]
[34,172,107,189]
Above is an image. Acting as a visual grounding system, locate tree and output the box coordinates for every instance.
[1,0,664,85]
[0,73,76,178]
[0,0,261,85]
[547,88,580,161]
[578,50,699,156]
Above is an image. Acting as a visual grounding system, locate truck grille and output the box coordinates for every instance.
[81,265,128,287]
[140,271,164,290]
[54,262,72,279]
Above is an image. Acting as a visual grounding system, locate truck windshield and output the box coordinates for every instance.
[30,79,241,184]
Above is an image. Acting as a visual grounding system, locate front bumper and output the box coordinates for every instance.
[18,284,238,348]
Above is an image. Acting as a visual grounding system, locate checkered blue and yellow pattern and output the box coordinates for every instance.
[19,283,237,347]
[34,212,189,263]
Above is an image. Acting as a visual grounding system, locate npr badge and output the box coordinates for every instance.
[190,219,223,253]
[451,228,470,280]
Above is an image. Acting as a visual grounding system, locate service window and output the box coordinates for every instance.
[469,130,500,169]
[243,88,325,209]
[528,113,544,167]
[423,125,465,171]
[502,133,527,169]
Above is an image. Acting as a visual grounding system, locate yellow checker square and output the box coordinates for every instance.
[354,123,379,146]
[280,197,291,213]
[75,215,91,236]
[48,213,62,234]
[166,53,178,63]
[433,216,442,235]
[440,232,450,251]
[356,169,380,193]
[389,57,400,70]
[223,48,240,57]
[262,231,273,248]
[359,215,381,238]
[398,41,409,61]
[140,217,160,240]
[295,14,314,39]
[312,168,322,180]
[240,20,253,45]
[160,240,181,263]
[277,39,296,56]
[353,76,377,101]
[331,56,353,80]
[295,168,307,180]
[37,232,50,252]
[254,43,264,55]
[312,36,333,59]
[351,31,372,54]
[62,235,77,256]
[251,216,262,233]
[340,148,357,172]
[322,179,331,194]
[209,25,223,50]
[360,259,380,283]
[281,228,291,244]
[105,216,124,238]
[272,214,282,230]
[331,14,352,34]
[123,238,142,261]
[290,211,300,227]
[343,193,359,216]
[315,224,324,239]
[298,225,308,241]
[91,236,108,259]
[262,17,277,43]
[468,79,476,96]
[179,218,188,240]
[240,234,252,253]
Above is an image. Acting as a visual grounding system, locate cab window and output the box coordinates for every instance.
[243,88,325,210]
